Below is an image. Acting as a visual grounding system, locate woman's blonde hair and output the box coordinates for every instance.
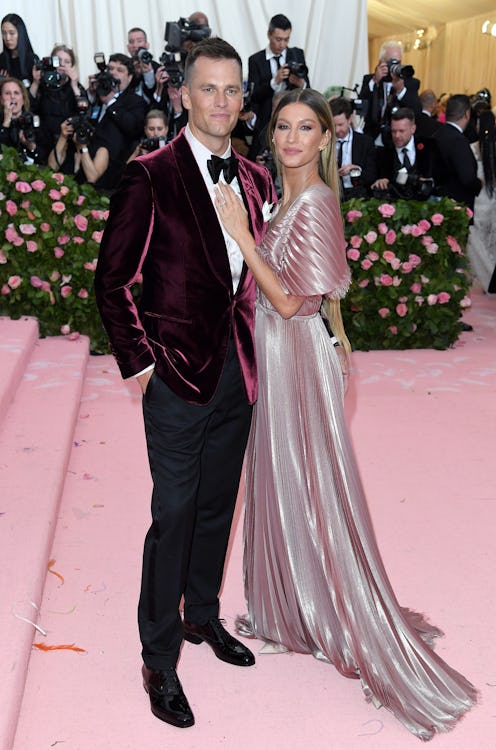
[268,88,351,354]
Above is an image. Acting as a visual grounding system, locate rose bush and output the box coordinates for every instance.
[340,197,472,350]
[0,147,111,352]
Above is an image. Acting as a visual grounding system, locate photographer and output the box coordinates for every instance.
[372,107,437,201]
[0,76,41,163]
[127,27,158,103]
[29,44,87,161]
[330,97,377,199]
[127,108,168,161]
[359,41,421,145]
[248,14,310,138]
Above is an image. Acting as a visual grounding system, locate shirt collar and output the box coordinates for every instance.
[185,123,231,179]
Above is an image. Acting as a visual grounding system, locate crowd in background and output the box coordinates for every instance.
[1,11,495,290]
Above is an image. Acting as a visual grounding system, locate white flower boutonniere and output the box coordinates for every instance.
[262,201,274,223]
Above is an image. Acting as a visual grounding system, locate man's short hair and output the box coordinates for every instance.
[109,53,135,76]
[183,37,242,84]
[268,14,292,33]
[446,94,470,122]
[128,27,147,40]
[419,89,437,109]
[391,107,415,124]
[146,109,168,126]
[329,97,353,119]
[379,40,402,60]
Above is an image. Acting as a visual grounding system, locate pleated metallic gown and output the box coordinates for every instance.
[237,184,477,740]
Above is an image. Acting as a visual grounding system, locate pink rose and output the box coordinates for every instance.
[364,230,377,244]
[49,188,61,200]
[7,171,18,182]
[50,270,61,281]
[30,276,43,288]
[57,234,70,245]
[8,275,22,289]
[446,235,462,253]
[54,247,65,258]
[378,222,388,235]
[396,303,408,317]
[90,209,105,220]
[60,185,69,196]
[26,240,38,252]
[415,296,424,305]
[408,254,421,267]
[91,230,103,243]
[346,209,362,222]
[378,308,390,318]
[367,251,379,261]
[84,260,97,271]
[401,262,413,274]
[383,250,395,263]
[385,229,396,245]
[466,207,473,218]
[0,250,7,264]
[40,280,51,292]
[361,258,372,270]
[410,282,422,294]
[392,276,402,287]
[61,285,72,298]
[52,201,66,214]
[350,234,363,248]
[358,279,369,287]
[40,222,50,232]
[6,199,18,216]
[378,203,395,217]
[52,173,64,184]
[72,236,84,244]
[437,292,451,304]
[1,284,11,295]
[388,326,398,335]
[426,242,439,254]
[5,225,20,243]
[76,195,86,206]
[431,213,444,225]
[68,331,80,341]
[78,288,89,299]
[31,179,46,191]
[20,223,36,235]
[421,235,433,246]
[347,248,360,261]
[401,224,412,235]
[417,219,431,232]
[21,200,30,209]
[421,275,430,284]
[427,294,438,306]
[410,225,422,237]
[379,273,393,286]
[60,324,71,335]
[15,181,32,193]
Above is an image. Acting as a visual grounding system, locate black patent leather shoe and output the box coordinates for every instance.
[183,617,255,666]
[142,665,194,728]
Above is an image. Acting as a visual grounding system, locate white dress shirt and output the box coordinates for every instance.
[396,135,416,167]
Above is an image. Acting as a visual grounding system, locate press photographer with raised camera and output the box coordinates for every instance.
[127,108,169,161]
[0,76,42,163]
[29,44,87,161]
[329,96,377,199]
[127,27,158,103]
[359,40,421,145]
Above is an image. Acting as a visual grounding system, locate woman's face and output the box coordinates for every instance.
[273,102,328,170]
[2,22,18,51]
[144,117,167,138]
[1,81,24,116]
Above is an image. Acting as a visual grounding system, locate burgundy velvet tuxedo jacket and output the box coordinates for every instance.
[94,130,276,405]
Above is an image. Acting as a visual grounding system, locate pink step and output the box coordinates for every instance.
[0,318,39,424]
[0,334,89,750]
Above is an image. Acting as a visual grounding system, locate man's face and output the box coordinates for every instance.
[333,113,351,140]
[268,27,291,55]
[182,56,243,154]
[108,61,132,92]
[391,118,416,148]
[127,31,148,56]
[383,44,402,64]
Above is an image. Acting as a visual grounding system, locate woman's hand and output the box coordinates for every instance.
[214,182,249,242]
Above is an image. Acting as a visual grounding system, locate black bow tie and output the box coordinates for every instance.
[207,154,238,184]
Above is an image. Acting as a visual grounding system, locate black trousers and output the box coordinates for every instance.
[138,341,253,669]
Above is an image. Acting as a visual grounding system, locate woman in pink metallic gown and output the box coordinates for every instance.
[215,88,476,741]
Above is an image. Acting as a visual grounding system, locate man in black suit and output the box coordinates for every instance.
[372,107,436,200]
[415,89,441,139]
[359,41,421,145]
[329,97,377,198]
[432,94,482,211]
[248,14,309,142]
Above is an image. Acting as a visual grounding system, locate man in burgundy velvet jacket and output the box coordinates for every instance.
[94,38,276,729]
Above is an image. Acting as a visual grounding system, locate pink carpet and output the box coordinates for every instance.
[2,286,495,750]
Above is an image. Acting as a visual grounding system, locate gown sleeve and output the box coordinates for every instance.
[278,186,351,299]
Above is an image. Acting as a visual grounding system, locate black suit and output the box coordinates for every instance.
[375,136,437,200]
[359,74,421,141]
[248,47,310,138]
[339,130,377,199]
[432,123,482,209]
[415,111,441,139]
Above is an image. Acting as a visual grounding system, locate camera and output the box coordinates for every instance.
[140,135,167,152]
[286,60,308,78]
[34,54,65,89]
[67,96,95,144]
[242,81,254,112]
[92,53,119,98]
[385,58,414,81]
[136,47,153,65]
[11,112,40,142]
[164,17,211,54]
[158,51,184,89]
